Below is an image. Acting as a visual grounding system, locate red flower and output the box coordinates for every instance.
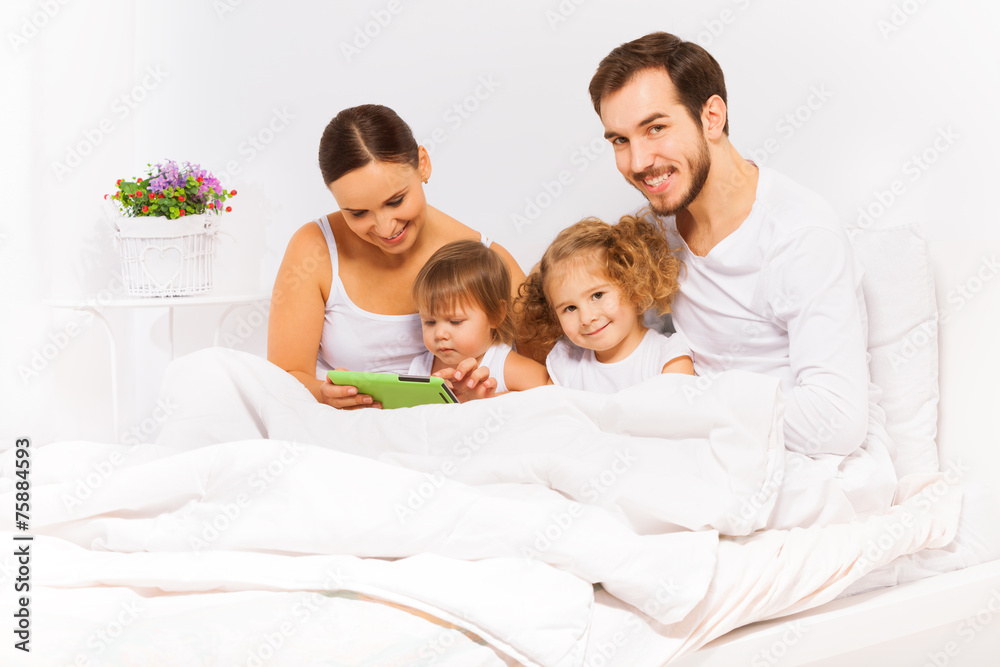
[207,202,215,209]
[197,177,204,183]
[225,206,232,212]
[179,209,186,216]
[137,191,144,198]
[104,194,109,199]
[142,205,149,213]
[179,196,186,202]
[116,179,122,186]
[229,190,237,196]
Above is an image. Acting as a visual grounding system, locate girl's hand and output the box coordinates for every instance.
[320,368,382,409]
[434,358,497,402]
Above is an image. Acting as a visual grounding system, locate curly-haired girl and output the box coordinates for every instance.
[516,213,693,392]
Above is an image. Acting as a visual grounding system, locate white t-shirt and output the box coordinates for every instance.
[545,329,691,393]
[408,342,514,394]
[646,165,890,459]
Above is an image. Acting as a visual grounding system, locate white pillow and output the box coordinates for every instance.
[847,223,940,477]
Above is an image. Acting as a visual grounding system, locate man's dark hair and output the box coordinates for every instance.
[589,32,730,135]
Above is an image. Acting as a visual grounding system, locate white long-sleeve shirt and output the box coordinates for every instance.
[651,166,886,458]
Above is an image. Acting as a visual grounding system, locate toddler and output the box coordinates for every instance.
[410,240,549,393]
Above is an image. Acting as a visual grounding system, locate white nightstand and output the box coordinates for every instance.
[47,292,270,442]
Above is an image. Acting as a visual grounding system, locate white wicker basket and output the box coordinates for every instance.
[113,214,221,297]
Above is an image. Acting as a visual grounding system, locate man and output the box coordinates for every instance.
[589,32,895,520]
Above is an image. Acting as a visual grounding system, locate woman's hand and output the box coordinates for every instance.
[320,368,382,409]
[434,357,497,402]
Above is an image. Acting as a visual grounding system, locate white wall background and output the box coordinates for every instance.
[2,0,998,445]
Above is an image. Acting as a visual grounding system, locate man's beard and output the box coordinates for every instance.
[632,135,711,217]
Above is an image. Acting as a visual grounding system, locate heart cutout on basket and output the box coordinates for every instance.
[140,244,184,289]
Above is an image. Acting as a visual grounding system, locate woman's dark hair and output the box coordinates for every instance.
[318,104,420,185]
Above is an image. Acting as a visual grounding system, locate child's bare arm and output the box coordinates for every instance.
[661,355,695,376]
[503,352,552,392]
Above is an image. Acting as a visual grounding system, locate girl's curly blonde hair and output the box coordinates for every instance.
[514,212,682,356]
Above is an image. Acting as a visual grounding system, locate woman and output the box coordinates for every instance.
[268,104,525,408]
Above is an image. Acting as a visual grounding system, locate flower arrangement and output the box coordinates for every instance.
[108,159,236,220]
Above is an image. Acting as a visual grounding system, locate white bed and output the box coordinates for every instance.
[2,230,997,666]
[672,237,1000,666]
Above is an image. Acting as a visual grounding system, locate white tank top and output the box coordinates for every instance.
[407,342,514,393]
[313,216,493,377]
[545,329,691,393]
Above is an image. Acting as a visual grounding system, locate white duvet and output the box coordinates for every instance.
[0,349,962,666]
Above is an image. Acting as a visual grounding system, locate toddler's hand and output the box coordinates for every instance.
[435,358,497,402]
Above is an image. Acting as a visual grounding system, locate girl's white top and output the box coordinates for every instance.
[546,329,691,393]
